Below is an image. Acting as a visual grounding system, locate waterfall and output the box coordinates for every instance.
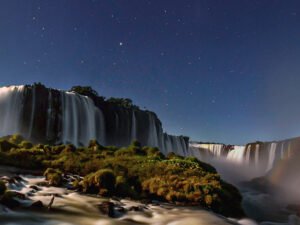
[254,144,260,167]
[131,111,137,141]
[0,84,188,153]
[46,90,52,140]
[0,86,24,137]
[227,146,246,164]
[245,145,251,165]
[95,107,106,145]
[28,86,36,139]
[61,91,105,146]
[147,113,159,147]
[266,143,277,172]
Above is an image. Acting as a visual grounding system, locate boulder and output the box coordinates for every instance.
[98,201,115,217]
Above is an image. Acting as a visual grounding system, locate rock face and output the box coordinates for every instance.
[0,84,189,154]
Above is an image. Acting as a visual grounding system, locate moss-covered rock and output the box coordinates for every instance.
[0,135,245,218]
[82,169,116,196]
[44,168,63,186]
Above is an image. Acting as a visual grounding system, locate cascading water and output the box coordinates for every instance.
[226,146,246,164]
[28,85,36,139]
[266,142,277,172]
[0,86,25,137]
[131,110,137,141]
[61,91,105,146]
[254,144,259,167]
[0,85,188,154]
[147,113,159,148]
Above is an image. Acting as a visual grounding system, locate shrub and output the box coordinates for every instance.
[44,168,63,186]
[115,176,137,198]
[82,169,116,195]
[0,140,17,152]
[19,141,33,149]
[8,134,24,145]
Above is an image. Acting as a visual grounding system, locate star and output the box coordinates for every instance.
[119,42,123,46]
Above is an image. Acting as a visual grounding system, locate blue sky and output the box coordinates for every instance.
[1,0,300,144]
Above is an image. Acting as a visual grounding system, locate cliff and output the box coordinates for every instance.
[0,83,189,154]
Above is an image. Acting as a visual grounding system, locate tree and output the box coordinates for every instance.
[70,86,105,102]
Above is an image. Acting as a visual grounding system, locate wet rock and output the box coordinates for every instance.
[98,201,115,217]
[128,205,146,212]
[29,200,44,209]
[36,181,49,187]
[115,206,126,213]
[29,185,40,191]
[141,199,152,204]
[0,191,24,208]
[12,175,24,182]
[1,176,16,184]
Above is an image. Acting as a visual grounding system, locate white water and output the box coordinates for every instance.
[147,113,159,148]
[0,167,251,225]
[0,86,25,137]
[61,91,106,146]
[227,146,246,164]
[254,144,260,167]
[131,111,137,140]
[28,85,36,139]
[266,143,277,172]
[0,85,188,153]
[188,138,297,180]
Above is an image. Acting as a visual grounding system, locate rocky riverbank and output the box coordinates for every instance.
[0,166,251,225]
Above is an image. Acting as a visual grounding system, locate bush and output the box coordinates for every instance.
[0,134,245,218]
[19,141,33,149]
[44,168,63,186]
[0,140,17,152]
[88,139,104,150]
[115,176,137,198]
[8,134,24,145]
[82,169,116,196]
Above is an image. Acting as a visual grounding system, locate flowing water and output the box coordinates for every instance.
[0,85,188,154]
[0,166,255,225]
[188,141,300,225]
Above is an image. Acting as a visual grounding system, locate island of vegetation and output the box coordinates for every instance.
[0,134,245,218]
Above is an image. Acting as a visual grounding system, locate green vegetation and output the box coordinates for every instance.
[44,168,63,186]
[69,86,139,109]
[0,134,244,217]
[106,97,139,109]
[69,86,105,102]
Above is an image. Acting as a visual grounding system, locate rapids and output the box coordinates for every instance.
[0,166,253,225]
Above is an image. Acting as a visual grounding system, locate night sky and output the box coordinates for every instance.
[0,0,300,144]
